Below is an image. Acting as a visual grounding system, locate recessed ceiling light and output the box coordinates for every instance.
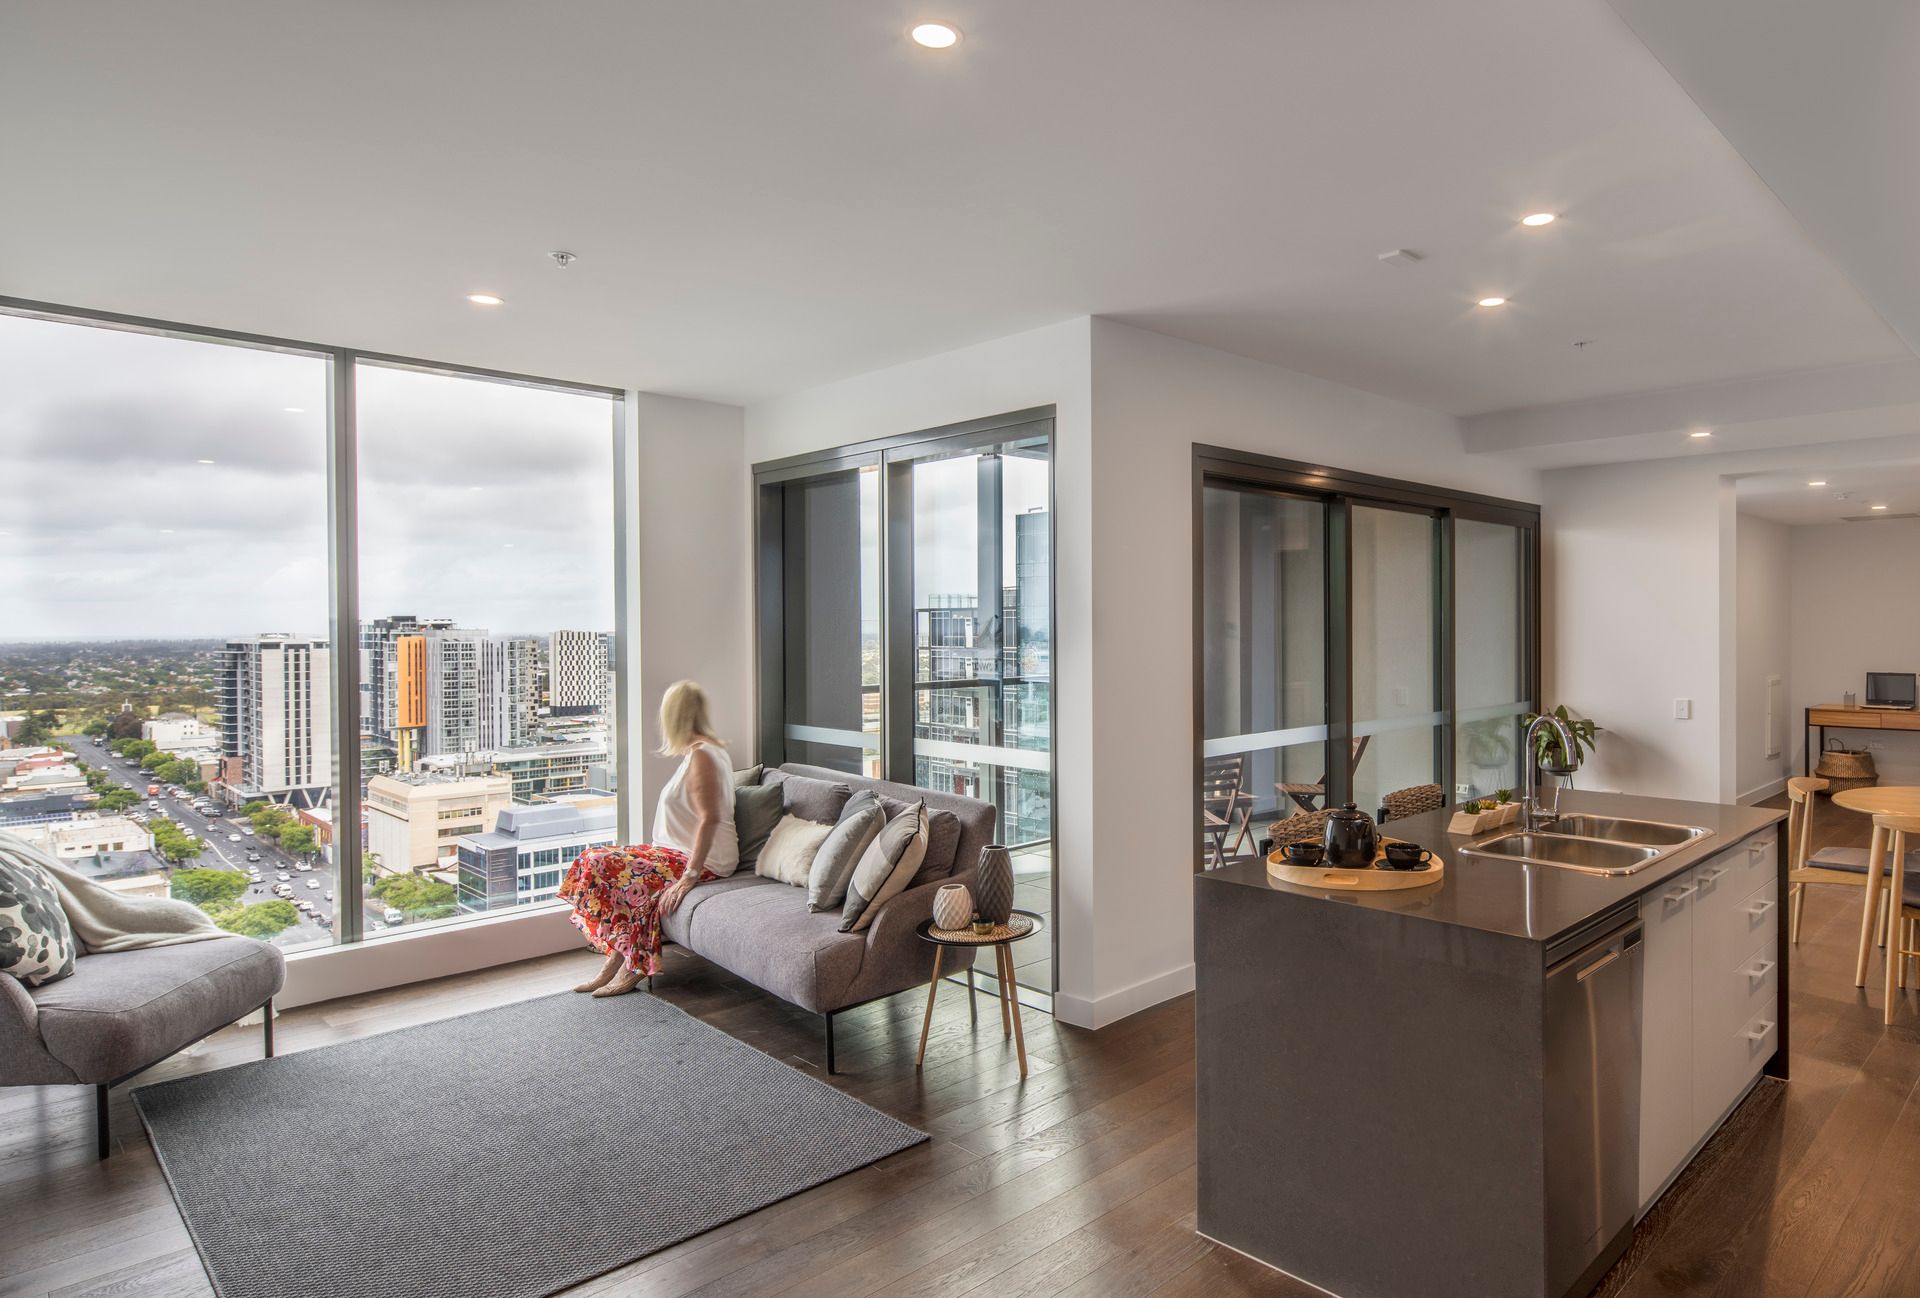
[467,293,504,306]
[1476,296,1507,308]
[283,407,304,413]
[196,459,216,465]
[910,22,961,48]
[1688,429,1713,439]
[1521,212,1557,227]
[1872,503,1890,511]
[1808,480,1828,487]
[160,528,175,534]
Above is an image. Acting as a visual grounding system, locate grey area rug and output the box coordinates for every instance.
[134,990,927,1298]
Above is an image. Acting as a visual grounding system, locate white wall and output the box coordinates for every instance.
[1541,459,1727,801]
[629,393,753,807]
[1733,514,1792,802]
[1789,518,1920,784]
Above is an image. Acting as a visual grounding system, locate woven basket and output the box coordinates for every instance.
[1815,741,1879,793]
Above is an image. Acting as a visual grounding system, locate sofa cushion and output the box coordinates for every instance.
[675,882,867,1013]
[731,764,763,789]
[842,803,929,933]
[30,936,284,1083]
[808,792,887,913]
[909,809,964,888]
[733,783,784,868]
[660,873,772,947]
[755,815,832,886]
[0,850,77,988]
[779,765,995,879]
[765,771,852,824]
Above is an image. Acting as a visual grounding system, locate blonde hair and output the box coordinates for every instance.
[657,680,720,757]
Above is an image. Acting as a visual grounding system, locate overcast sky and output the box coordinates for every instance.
[0,313,616,641]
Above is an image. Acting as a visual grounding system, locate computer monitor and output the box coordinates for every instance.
[1866,672,1917,709]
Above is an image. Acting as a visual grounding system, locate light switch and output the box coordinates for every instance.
[1674,698,1693,721]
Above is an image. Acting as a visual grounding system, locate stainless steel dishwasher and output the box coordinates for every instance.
[1544,911,1644,1298]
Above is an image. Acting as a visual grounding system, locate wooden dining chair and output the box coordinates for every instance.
[1277,735,1372,812]
[1872,812,1920,1023]
[1201,754,1254,864]
[1789,777,1920,948]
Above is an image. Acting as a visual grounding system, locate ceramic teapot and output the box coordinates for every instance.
[1323,801,1379,869]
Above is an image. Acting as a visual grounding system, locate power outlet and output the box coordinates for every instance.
[1674,698,1693,721]
[1455,783,1473,801]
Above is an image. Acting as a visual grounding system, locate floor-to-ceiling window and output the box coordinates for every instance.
[0,299,624,952]
[1195,448,1538,868]
[756,409,1054,999]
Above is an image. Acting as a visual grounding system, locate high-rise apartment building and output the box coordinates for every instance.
[549,629,613,717]
[221,634,332,808]
[361,616,537,769]
[477,637,538,750]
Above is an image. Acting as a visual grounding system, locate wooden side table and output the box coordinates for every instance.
[914,909,1044,1078]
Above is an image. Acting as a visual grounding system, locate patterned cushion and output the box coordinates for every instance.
[0,852,77,987]
[755,815,833,886]
[807,792,887,913]
[840,802,928,933]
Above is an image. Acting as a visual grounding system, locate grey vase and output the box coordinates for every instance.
[975,844,1014,924]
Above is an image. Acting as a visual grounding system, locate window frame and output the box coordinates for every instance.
[1190,445,1541,871]
[1,295,628,947]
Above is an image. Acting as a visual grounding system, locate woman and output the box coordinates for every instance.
[559,680,739,998]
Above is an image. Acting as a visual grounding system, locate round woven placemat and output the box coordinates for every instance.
[928,914,1037,944]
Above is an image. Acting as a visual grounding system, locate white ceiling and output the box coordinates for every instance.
[1738,456,1920,527]
[0,0,1906,412]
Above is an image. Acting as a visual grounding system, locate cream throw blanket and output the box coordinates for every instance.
[0,830,225,953]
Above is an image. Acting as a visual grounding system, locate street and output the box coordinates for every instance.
[64,733,381,945]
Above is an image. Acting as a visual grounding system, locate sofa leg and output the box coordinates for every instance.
[96,1085,110,1160]
[824,1013,836,1075]
[263,997,275,1058]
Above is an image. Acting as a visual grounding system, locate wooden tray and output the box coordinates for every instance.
[1266,839,1445,891]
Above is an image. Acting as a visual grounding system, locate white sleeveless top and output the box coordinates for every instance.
[651,741,740,875]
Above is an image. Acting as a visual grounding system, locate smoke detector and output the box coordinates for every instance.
[549,250,576,269]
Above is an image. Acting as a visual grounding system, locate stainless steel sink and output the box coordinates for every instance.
[1461,832,1664,875]
[1546,815,1709,848]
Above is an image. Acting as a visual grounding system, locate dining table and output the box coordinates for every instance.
[1831,784,1920,1020]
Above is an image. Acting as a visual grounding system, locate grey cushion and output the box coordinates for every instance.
[841,803,928,933]
[731,764,763,790]
[671,881,868,1013]
[808,792,887,913]
[1808,846,1920,880]
[659,873,772,947]
[755,815,832,886]
[28,937,284,1083]
[909,809,964,889]
[0,851,76,987]
[765,771,852,824]
[733,783,784,867]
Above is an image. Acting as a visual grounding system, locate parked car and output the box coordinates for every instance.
[227,833,242,842]
[276,872,291,882]
[241,827,254,836]
[384,908,404,926]
[305,879,320,890]
[245,851,261,863]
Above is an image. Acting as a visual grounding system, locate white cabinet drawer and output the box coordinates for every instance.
[1694,938,1779,1048]
[1710,831,1777,897]
[1695,997,1778,1132]
[1696,876,1778,975]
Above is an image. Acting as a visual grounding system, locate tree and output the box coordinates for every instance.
[151,821,204,865]
[15,709,59,746]
[277,825,319,857]
[250,805,292,834]
[170,868,246,907]
[372,873,457,920]
[120,739,155,761]
[362,850,384,883]
[156,758,198,786]
[140,749,175,773]
[81,718,110,738]
[96,789,138,812]
[218,900,300,938]
[106,711,145,741]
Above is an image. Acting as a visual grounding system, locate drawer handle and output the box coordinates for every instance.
[1745,1020,1777,1041]
[1576,948,1623,983]
[1699,867,1729,884]
[1748,899,1777,918]
[1664,884,1697,903]
[1747,959,1777,980]
[1749,842,1767,858]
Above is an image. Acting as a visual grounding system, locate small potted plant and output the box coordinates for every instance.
[1524,705,1598,777]
[1449,789,1521,836]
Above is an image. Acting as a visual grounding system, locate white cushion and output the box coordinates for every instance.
[754,815,832,887]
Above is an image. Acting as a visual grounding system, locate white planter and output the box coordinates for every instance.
[933,883,973,931]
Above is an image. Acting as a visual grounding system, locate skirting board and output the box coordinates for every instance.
[1739,777,1788,806]
[1054,961,1194,1029]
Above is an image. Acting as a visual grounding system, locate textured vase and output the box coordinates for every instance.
[974,845,1014,924]
[933,883,973,931]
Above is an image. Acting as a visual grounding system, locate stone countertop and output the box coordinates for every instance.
[1196,789,1784,945]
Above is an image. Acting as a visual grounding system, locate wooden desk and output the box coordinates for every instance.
[1805,703,1920,776]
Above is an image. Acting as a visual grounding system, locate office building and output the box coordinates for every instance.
[453,794,617,912]
[220,634,332,808]
[364,770,513,874]
[549,630,612,717]
[9,813,153,861]
[417,736,607,803]
[142,713,221,758]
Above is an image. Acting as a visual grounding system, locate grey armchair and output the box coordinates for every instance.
[2,935,285,1157]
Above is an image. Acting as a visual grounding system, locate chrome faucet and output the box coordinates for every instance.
[1523,712,1579,830]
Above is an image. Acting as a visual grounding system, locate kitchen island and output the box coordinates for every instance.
[1193,789,1786,1298]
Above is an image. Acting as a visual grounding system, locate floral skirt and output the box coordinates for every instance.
[557,844,710,977]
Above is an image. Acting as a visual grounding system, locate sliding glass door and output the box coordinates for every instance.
[757,411,1054,998]
[1194,450,1538,867]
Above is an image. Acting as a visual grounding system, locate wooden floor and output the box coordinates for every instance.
[6,793,1920,1298]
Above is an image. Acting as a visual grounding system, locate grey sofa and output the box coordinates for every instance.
[662,763,995,1071]
[2,935,285,1157]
